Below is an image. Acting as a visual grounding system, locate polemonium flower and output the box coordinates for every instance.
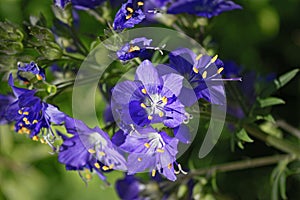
[116,175,144,200]
[54,0,105,10]
[115,126,181,181]
[113,0,146,31]
[117,37,153,61]
[0,94,14,125]
[5,74,66,140]
[17,61,45,83]
[112,60,187,128]
[58,117,127,181]
[167,0,242,18]
[159,48,241,106]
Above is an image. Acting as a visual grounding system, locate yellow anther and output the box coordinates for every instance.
[159,111,164,117]
[162,96,168,104]
[32,120,38,124]
[137,1,144,6]
[196,54,203,61]
[193,67,199,74]
[126,13,133,20]
[140,103,147,108]
[23,111,29,115]
[36,74,43,81]
[144,143,150,148]
[168,163,172,169]
[141,88,147,94]
[157,148,164,153]
[18,129,23,134]
[202,71,207,79]
[102,166,110,171]
[138,157,142,162]
[217,67,224,74]
[94,163,101,169]
[32,136,39,141]
[21,127,31,134]
[25,120,30,125]
[40,138,46,144]
[23,117,28,122]
[148,115,153,120]
[128,45,141,52]
[152,169,156,177]
[99,151,106,156]
[18,110,23,115]
[126,7,134,13]
[88,149,96,154]
[211,54,218,63]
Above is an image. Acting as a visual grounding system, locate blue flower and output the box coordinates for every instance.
[113,0,146,31]
[5,74,66,139]
[159,48,241,106]
[54,0,105,10]
[112,60,187,128]
[115,126,179,181]
[117,37,153,61]
[17,61,45,83]
[58,117,127,181]
[167,0,242,18]
[116,175,144,200]
[0,94,15,125]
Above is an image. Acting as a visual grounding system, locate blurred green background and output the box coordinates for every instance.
[0,0,299,200]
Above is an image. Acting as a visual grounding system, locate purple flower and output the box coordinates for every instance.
[113,0,146,31]
[54,0,105,10]
[116,175,144,200]
[167,0,242,18]
[17,62,45,83]
[0,94,15,125]
[117,37,153,61]
[58,117,127,180]
[112,60,187,128]
[5,74,66,138]
[116,126,179,181]
[159,48,241,106]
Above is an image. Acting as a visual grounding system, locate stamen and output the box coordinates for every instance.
[159,111,164,117]
[148,115,153,120]
[23,117,28,122]
[94,163,101,169]
[32,120,38,124]
[126,7,134,13]
[152,169,156,177]
[102,166,110,171]
[109,164,114,169]
[211,54,218,63]
[36,74,43,81]
[126,13,133,20]
[88,149,96,154]
[18,110,23,115]
[99,151,106,156]
[161,96,168,104]
[141,88,147,94]
[202,71,207,79]
[196,54,203,61]
[137,1,144,6]
[157,148,164,153]
[168,163,172,169]
[217,67,224,74]
[193,67,199,74]
[140,103,147,108]
[178,164,188,175]
[144,143,150,148]
[128,45,140,53]
[85,173,92,180]
[40,138,46,144]
[23,111,29,115]
[138,157,142,162]
[32,136,39,141]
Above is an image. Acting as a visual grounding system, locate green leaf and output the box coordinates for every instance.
[236,128,254,143]
[275,69,299,90]
[258,97,285,108]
